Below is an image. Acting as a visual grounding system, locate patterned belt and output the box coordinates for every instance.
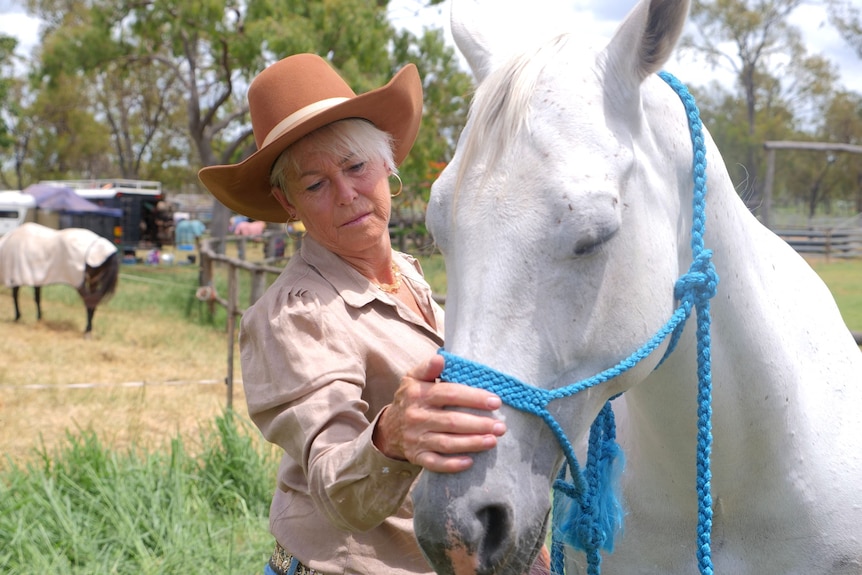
[269,542,323,575]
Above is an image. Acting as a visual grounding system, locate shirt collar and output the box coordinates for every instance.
[297,236,405,309]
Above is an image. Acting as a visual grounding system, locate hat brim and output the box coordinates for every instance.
[199,64,423,223]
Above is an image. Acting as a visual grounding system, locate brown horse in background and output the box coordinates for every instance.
[0,223,119,335]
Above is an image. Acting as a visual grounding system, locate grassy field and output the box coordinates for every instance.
[806,257,862,333]
[0,248,858,573]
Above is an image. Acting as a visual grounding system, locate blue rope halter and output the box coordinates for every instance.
[437,71,719,575]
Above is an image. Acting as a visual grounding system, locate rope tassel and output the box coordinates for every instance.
[551,402,625,575]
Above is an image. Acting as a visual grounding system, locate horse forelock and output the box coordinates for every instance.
[455,34,571,198]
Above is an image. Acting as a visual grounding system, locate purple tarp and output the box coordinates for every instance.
[23,184,123,217]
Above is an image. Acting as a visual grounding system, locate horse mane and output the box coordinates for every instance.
[455,33,572,197]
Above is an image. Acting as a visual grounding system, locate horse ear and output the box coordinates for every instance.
[450,0,566,83]
[450,0,495,82]
[603,0,690,84]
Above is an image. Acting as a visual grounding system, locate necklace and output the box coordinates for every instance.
[375,262,402,293]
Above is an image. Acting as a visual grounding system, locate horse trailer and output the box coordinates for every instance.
[39,179,171,254]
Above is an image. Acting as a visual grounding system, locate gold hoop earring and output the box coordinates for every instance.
[390,172,403,198]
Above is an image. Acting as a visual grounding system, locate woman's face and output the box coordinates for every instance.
[275,140,392,259]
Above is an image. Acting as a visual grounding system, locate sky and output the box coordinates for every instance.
[2,0,861,94]
[387,0,862,94]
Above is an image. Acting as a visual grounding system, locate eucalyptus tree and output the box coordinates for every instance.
[25,0,465,244]
[390,25,472,240]
[12,1,177,191]
[0,34,27,190]
[770,86,862,221]
[682,0,838,219]
[0,34,16,157]
[826,0,862,217]
[818,91,862,214]
[26,70,113,179]
[690,79,797,209]
[0,34,38,191]
[828,0,862,59]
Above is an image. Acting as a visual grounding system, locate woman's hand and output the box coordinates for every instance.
[373,354,506,473]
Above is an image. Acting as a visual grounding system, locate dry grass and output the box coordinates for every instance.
[1,381,246,466]
[0,277,248,468]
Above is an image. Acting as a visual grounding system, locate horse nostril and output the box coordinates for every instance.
[475,504,513,571]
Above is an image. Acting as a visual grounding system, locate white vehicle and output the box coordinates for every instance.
[0,191,36,236]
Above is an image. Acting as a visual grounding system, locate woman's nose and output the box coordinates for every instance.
[332,176,358,204]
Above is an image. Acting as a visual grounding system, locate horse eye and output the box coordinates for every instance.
[573,227,618,257]
[574,242,600,257]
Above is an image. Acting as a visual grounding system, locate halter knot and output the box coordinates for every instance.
[574,517,607,552]
[674,250,718,309]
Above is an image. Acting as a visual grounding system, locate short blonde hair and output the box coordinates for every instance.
[270,119,397,200]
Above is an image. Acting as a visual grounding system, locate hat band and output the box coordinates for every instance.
[262,97,350,147]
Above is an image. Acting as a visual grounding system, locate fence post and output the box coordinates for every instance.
[198,235,295,410]
[762,147,775,228]
[251,269,266,306]
[225,264,238,410]
[199,242,213,288]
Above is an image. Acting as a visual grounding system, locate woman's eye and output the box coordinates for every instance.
[305,181,323,192]
[347,161,365,173]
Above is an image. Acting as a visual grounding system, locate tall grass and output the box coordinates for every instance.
[0,411,277,574]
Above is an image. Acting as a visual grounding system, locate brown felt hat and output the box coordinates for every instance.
[198,53,423,222]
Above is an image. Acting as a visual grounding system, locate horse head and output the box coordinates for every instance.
[417,1,697,573]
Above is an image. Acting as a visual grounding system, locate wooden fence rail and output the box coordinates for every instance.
[198,234,287,408]
[774,227,862,344]
[775,227,862,259]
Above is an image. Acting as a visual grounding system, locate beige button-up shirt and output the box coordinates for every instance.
[241,236,445,575]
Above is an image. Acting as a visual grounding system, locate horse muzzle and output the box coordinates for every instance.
[413,455,551,575]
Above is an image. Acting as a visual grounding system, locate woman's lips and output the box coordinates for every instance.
[340,211,371,227]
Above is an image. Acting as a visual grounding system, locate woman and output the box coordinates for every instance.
[200,54,545,575]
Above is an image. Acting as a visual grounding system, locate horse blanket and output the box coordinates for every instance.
[0,223,117,288]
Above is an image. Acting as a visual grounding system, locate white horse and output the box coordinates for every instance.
[415,0,862,574]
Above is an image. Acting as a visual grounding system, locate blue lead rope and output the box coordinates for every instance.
[437,71,719,575]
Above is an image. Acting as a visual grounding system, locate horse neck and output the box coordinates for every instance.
[703,157,860,398]
[623,137,862,487]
